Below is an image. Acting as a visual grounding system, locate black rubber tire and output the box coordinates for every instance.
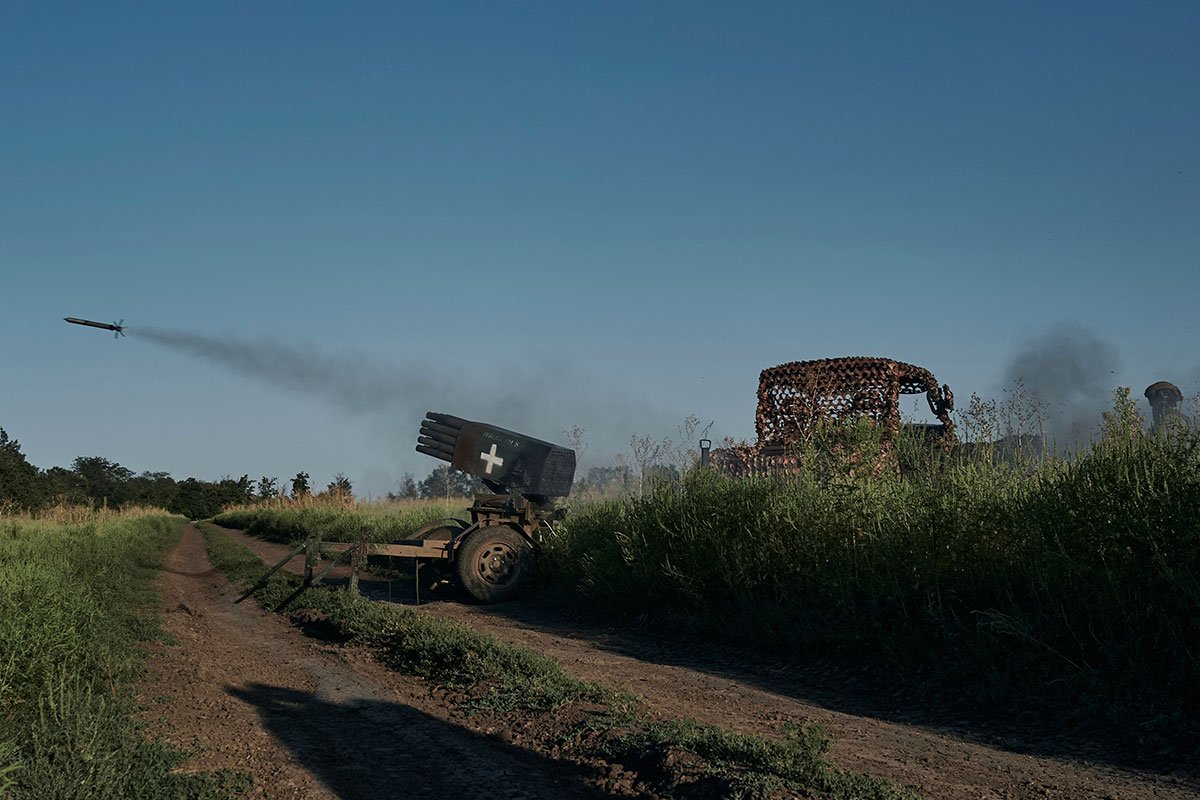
[454,525,534,603]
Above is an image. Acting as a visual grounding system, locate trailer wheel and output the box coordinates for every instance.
[455,525,533,603]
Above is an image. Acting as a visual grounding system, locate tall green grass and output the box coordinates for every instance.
[0,510,244,799]
[543,425,1200,722]
[213,497,462,543]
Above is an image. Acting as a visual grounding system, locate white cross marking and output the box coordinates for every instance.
[480,443,505,474]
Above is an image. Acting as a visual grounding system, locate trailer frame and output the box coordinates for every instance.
[235,491,564,607]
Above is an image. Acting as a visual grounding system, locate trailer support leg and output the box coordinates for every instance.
[234,540,309,604]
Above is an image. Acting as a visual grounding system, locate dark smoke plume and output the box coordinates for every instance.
[135,327,455,415]
[1003,324,1120,449]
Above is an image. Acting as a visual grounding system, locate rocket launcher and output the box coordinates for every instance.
[416,412,576,498]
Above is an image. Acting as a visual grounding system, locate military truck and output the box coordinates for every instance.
[706,356,956,476]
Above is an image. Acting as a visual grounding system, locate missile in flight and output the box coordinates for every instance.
[64,317,125,338]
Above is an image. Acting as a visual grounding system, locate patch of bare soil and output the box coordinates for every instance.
[138,525,611,799]
[218,526,1200,800]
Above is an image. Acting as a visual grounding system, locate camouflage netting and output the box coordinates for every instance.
[712,356,956,477]
[757,357,955,444]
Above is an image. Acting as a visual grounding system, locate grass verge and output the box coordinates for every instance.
[212,498,463,544]
[0,511,248,799]
[199,522,916,799]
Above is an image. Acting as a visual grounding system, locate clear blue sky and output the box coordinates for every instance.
[3,2,1197,495]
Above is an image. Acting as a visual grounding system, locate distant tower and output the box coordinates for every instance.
[1144,381,1184,431]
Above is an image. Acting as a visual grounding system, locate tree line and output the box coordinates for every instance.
[1,419,708,518]
[0,424,529,518]
[0,425,363,518]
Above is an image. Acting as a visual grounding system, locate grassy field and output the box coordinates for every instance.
[213,496,463,544]
[200,522,914,799]
[0,508,244,799]
[546,423,1200,727]
[211,415,1200,735]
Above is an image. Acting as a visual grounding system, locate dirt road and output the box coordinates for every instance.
[144,525,1199,799]
[138,525,609,799]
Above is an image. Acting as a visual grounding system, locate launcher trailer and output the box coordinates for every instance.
[238,413,575,605]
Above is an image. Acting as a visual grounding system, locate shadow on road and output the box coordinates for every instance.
[228,682,613,800]
[447,597,1200,783]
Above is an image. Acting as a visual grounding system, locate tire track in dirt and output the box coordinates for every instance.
[220,526,1199,800]
[137,524,610,799]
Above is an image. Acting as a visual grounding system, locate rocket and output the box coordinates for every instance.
[64,317,125,338]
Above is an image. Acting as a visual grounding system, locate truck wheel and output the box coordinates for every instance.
[454,525,533,603]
